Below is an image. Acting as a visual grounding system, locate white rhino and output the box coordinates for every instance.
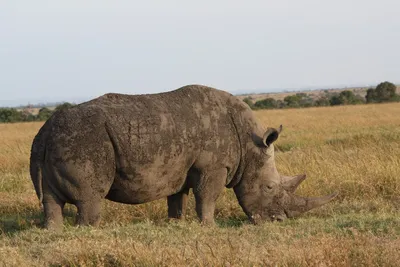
[30,85,337,229]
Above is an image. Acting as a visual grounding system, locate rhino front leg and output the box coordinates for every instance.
[76,199,102,227]
[167,187,190,219]
[193,168,227,225]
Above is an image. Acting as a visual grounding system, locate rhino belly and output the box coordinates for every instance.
[105,166,189,204]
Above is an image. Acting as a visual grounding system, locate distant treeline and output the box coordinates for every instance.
[244,81,400,110]
[1,81,399,123]
[0,102,75,123]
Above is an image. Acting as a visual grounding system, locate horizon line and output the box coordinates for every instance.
[2,82,398,108]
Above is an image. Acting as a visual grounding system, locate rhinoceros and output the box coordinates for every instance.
[30,85,337,229]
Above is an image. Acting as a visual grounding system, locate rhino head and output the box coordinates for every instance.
[234,125,338,223]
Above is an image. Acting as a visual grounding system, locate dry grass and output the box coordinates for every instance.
[1,103,400,266]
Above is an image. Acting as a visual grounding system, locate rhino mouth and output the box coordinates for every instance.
[270,213,287,222]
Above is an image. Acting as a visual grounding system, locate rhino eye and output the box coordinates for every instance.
[262,183,276,193]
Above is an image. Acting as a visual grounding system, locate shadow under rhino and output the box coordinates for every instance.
[29,85,338,230]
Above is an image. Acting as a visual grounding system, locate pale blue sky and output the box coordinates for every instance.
[1,1,399,106]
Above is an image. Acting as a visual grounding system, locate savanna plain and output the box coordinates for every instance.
[1,103,400,266]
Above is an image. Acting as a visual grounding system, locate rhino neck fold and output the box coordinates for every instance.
[225,112,246,188]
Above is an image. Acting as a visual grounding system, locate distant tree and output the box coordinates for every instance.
[283,95,301,108]
[0,108,23,123]
[366,81,398,103]
[243,97,254,109]
[20,109,36,122]
[330,90,364,105]
[340,91,354,104]
[276,99,286,108]
[25,114,37,122]
[340,90,364,104]
[254,98,278,109]
[283,93,314,108]
[55,102,75,111]
[375,81,396,101]
[365,88,378,103]
[315,96,330,106]
[353,95,366,104]
[36,107,53,121]
[298,94,315,107]
[329,94,342,106]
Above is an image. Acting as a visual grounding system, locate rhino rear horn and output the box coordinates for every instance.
[282,174,306,193]
[262,125,283,147]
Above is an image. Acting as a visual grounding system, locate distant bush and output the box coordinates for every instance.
[283,95,301,108]
[0,108,23,123]
[315,96,330,107]
[283,93,315,108]
[365,88,378,103]
[242,97,254,109]
[330,91,364,106]
[391,94,400,102]
[20,110,36,122]
[0,102,75,123]
[254,98,278,109]
[55,102,75,111]
[243,81,397,110]
[36,107,53,121]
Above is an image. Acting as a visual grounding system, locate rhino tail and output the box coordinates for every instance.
[36,162,44,207]
[30,122,50,208]
[30,149,44,207]
[30,142,45,208]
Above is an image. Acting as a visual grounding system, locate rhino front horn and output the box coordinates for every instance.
[286,192,339,218]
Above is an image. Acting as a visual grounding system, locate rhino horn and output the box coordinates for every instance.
[282,174,306,193]
[286,192,339,218]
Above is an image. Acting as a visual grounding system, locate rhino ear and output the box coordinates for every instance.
[262,125,282,147]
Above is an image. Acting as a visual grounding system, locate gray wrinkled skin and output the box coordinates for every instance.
[30,85,337,229]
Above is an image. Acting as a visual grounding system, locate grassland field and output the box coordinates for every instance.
[0,103,399,266]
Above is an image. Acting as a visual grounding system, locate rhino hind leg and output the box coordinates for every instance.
[75,199,102,227]
[167,187,190,219]
[192,168,227,225]
[43,193,65,231]
[41,176,66,230]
